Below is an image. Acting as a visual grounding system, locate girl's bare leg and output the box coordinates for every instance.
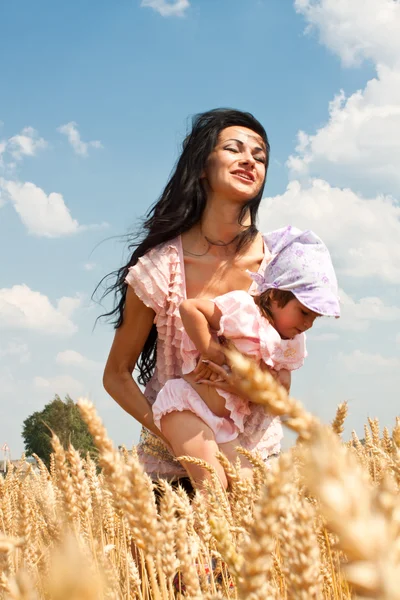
[160,410,228,489]
[218,440,254,482]
[179,376,254,482]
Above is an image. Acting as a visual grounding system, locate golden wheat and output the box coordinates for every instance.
[0,357,399,599]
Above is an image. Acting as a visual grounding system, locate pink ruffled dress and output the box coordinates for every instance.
[152,290,306,443]
[125,236,289,479]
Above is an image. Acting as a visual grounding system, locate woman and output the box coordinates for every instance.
[102,108,286,488]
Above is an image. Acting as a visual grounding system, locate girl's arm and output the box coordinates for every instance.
[103,286,169,443]
[179,298,225,365]
[272,368,291,392]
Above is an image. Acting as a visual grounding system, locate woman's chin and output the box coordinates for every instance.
[209,183,261,204]
[232,183,260,199]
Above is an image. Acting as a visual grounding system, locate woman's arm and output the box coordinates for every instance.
[179,298,225,365]
[197,361,291,393]
[103,286,168,441]
[196,338,292,394]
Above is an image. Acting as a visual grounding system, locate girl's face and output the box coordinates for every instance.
[202,126,267,203]
[269,297,320,340]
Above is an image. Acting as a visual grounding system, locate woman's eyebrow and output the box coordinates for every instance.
[224,138,266,152]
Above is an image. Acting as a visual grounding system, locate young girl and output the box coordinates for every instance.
[152,225,340,486]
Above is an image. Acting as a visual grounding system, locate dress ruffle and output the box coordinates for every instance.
[125,239,187,477]
[237,407,283,460]
[180,330,199,375]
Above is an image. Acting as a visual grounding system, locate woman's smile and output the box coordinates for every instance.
[231,168,255,183]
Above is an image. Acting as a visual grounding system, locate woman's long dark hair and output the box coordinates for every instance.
[98,108,270,385]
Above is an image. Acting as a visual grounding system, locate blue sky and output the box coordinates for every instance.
[1,0,399,457]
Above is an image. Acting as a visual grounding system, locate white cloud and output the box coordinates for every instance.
[56,350,101,371]
[294,0,400,68]
[1,178,79,236]
[0,285,79,335]
[287,65,400,195]
[57,295,82,318]
[33,374,84,398]
[339,349,400,374]
[333,289,400,331]
[396,332,400,344]
[0,178,107,237]
[340,290,400,321]
[260,179,400,283]
[57,122,103,157]
[7,126,47,160]
[0,368,17,395]
[0,340,31,363]
[290,2,400,196]
[310,289,400,333]
[0,140,6,164]
[307,333,339,341]
[140,0,190,17]
[83,262,96,271]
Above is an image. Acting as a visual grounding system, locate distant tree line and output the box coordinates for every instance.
[22,395,97,467]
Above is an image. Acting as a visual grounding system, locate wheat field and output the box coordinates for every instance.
[1,353,400,600]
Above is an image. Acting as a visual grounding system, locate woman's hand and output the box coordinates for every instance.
[193,339,250,396]
[195,342,291,396]
[195,359,249,398]
[191,352,225,382]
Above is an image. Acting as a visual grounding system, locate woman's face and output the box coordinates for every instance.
[202,126,267,203]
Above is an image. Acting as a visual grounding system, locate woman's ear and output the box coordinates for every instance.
[200,164,208,180]
[200,176,210,195]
